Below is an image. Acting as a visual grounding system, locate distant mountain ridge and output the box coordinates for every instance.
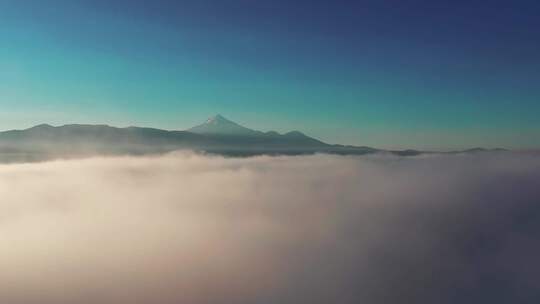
[188,114,320,142]
[0,115,507,163]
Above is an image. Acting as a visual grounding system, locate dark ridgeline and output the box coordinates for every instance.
[0,115,505,162]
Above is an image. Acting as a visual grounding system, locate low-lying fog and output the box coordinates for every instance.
[0,152,538,304]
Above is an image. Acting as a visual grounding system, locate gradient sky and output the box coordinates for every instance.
[1,0,539,150]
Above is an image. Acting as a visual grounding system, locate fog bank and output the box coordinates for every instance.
[0,152,539,304]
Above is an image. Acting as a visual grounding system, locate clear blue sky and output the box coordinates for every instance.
[1,0,539,150]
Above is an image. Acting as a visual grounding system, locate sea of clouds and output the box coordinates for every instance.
[0,152,539,304]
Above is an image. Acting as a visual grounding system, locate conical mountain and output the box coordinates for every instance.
[188,114,261,136]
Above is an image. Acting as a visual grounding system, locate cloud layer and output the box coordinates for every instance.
[0,152,539,304]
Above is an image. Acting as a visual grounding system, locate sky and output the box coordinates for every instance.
[0,0,539,150]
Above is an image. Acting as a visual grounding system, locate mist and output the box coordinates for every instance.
[0,152,539,304]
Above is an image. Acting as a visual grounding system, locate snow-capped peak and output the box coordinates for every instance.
[189,115,259,135]
[205,114,229,124]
